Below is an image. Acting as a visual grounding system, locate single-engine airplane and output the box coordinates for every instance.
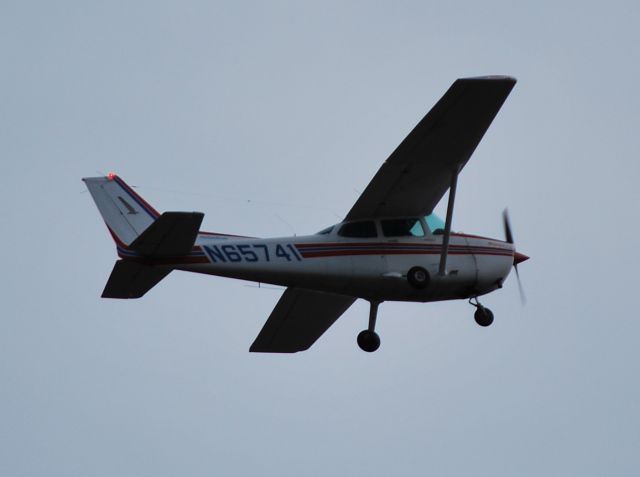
[84,75,528,353]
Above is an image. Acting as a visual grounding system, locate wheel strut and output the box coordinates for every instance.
[368,301,379,332]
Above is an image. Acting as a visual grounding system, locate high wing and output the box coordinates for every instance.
[345,76,516,220]
[250,288,356,353]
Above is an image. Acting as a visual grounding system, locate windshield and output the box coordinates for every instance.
[425,214,445,234]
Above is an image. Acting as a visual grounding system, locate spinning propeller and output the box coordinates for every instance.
[503,209,529,304]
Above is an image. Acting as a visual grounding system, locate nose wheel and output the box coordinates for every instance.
[358,301,381,352]
[470,298,494,327]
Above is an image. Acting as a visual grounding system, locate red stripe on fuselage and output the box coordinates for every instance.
[299,249,512,258]
[295,241,512,259]
[295,241,510,249]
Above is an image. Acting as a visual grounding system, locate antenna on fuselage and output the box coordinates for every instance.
[275,214,296,236]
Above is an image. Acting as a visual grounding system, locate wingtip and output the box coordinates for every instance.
[249,346,299,354]
[81,172,119,182]
[459,75,517,83]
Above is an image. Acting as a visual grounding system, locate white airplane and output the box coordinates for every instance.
[83,75,528,353]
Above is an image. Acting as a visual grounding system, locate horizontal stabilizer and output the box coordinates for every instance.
[130,212,204,257]
[102,261,171,299]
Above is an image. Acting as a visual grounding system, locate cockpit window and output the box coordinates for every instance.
[316,226,334,235]
[425,213,446,234]
[338,221,377,238]
[381,218,425,237]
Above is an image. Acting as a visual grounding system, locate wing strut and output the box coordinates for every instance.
[438,167,459,276]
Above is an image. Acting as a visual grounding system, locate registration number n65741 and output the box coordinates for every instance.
[202,243,302,263]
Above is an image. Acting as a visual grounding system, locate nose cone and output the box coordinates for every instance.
[514,251,529,265]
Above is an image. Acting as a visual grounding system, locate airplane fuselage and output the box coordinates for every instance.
[149,229,515,303]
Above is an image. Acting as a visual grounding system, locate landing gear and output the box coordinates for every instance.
[469,298,494,327]
[407,266,430,289]
[474,307,494,327]
[357,330,380,352]
[358,301,381,352]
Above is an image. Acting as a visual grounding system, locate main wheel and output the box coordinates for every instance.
[407,266,430,289]
[357,330,381,352]
[474,307,494,327]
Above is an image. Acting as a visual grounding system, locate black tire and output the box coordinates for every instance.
[407,266,430,289]
[474,307,494,327]
[357,330,381,352]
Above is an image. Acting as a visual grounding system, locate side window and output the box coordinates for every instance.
[425,214,445,235]
[338,221,377,238]
[381,218,425,237]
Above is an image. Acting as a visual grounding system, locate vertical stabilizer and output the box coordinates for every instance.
[82,174,160,246]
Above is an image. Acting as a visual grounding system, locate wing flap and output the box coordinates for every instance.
[250,288,356,353]
[345,76,516,220]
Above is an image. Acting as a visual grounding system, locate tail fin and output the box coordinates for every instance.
[82,173,160,247]
[83,173,205,299]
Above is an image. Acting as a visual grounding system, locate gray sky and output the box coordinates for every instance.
[2,1,640,475]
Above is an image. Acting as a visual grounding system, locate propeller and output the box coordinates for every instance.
[503,209,528,305]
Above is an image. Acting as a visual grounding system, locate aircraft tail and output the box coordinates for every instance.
[83,173,205,298]
[82,174,161,247]
[102,261,172,298]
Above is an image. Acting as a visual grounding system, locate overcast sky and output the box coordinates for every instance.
[2,1,640,475]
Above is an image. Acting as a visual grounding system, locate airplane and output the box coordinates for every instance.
[83,75,528,353]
